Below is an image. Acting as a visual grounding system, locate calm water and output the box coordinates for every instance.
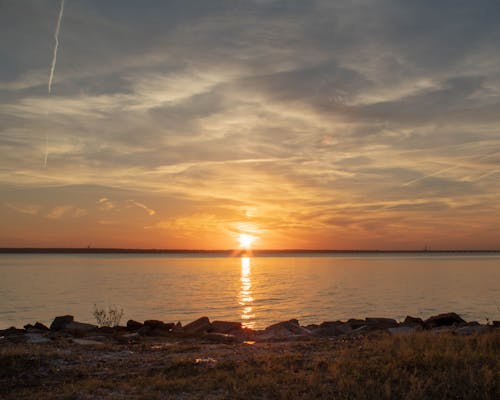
[0,253,499,329]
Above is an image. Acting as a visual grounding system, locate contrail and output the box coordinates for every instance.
[48,0,65,95]
[44,0,65,168]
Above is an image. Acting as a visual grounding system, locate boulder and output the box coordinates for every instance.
[143,320,166,329]
[424,313,465,329]
[204,332,237,343]
[313,321,351,337]
[50,315,74,331]
[126,319,143,331]
[63,321,98,336]
[492,321,500,328]
[365,317,398,330]
[184,317,211,335]
[210,321,242,334]
[403,316,424,327]
[1,327,25,336]
[34,322,50,331]
[346,319,366,330]
[259,319,311,340]
[172,321,184,333]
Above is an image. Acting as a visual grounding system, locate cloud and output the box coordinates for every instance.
[46,205,86,219]
[5,202,40,215]
[1,1,500,248]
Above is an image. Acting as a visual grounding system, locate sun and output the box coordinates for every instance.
[238,234,255,249]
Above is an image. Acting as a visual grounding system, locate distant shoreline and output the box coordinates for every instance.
[0,248,499,255]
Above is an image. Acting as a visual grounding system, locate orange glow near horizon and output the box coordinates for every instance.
[238,233,256,249]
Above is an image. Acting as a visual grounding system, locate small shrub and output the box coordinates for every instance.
[92,304,124,327]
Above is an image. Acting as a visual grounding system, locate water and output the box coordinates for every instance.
[0,253,499,329]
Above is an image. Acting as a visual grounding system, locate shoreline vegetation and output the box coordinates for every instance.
[1,248,500,254]
[1,313,499,399]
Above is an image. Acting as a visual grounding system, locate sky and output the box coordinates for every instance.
[1,0,500,250]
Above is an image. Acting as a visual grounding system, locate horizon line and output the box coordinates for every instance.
[0,247,499,254]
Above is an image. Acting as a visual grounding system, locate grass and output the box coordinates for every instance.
[1,331,498,399]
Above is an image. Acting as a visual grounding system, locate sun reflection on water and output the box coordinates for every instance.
[239,256,255,328]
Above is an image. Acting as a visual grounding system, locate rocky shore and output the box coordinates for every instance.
[1,313,499,399]
[1,312,498,346]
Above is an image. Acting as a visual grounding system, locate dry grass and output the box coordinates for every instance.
[1,331,498,399]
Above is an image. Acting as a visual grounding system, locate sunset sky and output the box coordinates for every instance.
[1,0,500,250]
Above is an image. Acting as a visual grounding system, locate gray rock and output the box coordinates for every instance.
[204,332,237,343]
[313,321,351,337]
[143,320,166,329]
[403,316,424,327]
[184,317,211,335]
[210,320,242,334]
[388,326,417,335]
[424,313,466,329]
[365,317,398,329]
[34,322,50,331]
[63,321,98,335]
[259,319,311,340]
[50,315,74,331]
[25,333,51,344]
[126,319,143,331]
[346,319,366,330]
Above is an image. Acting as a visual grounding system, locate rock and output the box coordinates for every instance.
[184,317,211,335]
[143,320,165,329]
[210,321,242,334]
[24,323,35,330]
[72,338,105,346]
[34,322,50,331]
[346,319,366,330]
[172,321,184,333]
[365,317,398,329]
[50,315,74,331]
[403,316,424,327]
[258,319,311,340]
[115,332,140,344]
[1,327,25,336]
[454,325,489,336]
[127,319,143,331]
[313,321,351,337]
[25,333,51,344]
[204,332,237,343]
[492,321,500,328]
[424,313,466,329]
[63,321,98,336]
[388,326,417,335]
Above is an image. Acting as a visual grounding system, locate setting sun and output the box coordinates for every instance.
[238,234,255,249]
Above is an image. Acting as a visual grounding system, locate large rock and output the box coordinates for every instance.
[126,320,143,331]
[403,316,424,327]
[346,318,366,330]
[63,321,98,336]
[313,321,351,337]
[50,315,74,331]
[210,321,242,334]
[143,320,166,329]
[424,312,465,329]
[365,317,398,330]
[258,319,311,340]
[34,322,50,331]
[184,317,211,335]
